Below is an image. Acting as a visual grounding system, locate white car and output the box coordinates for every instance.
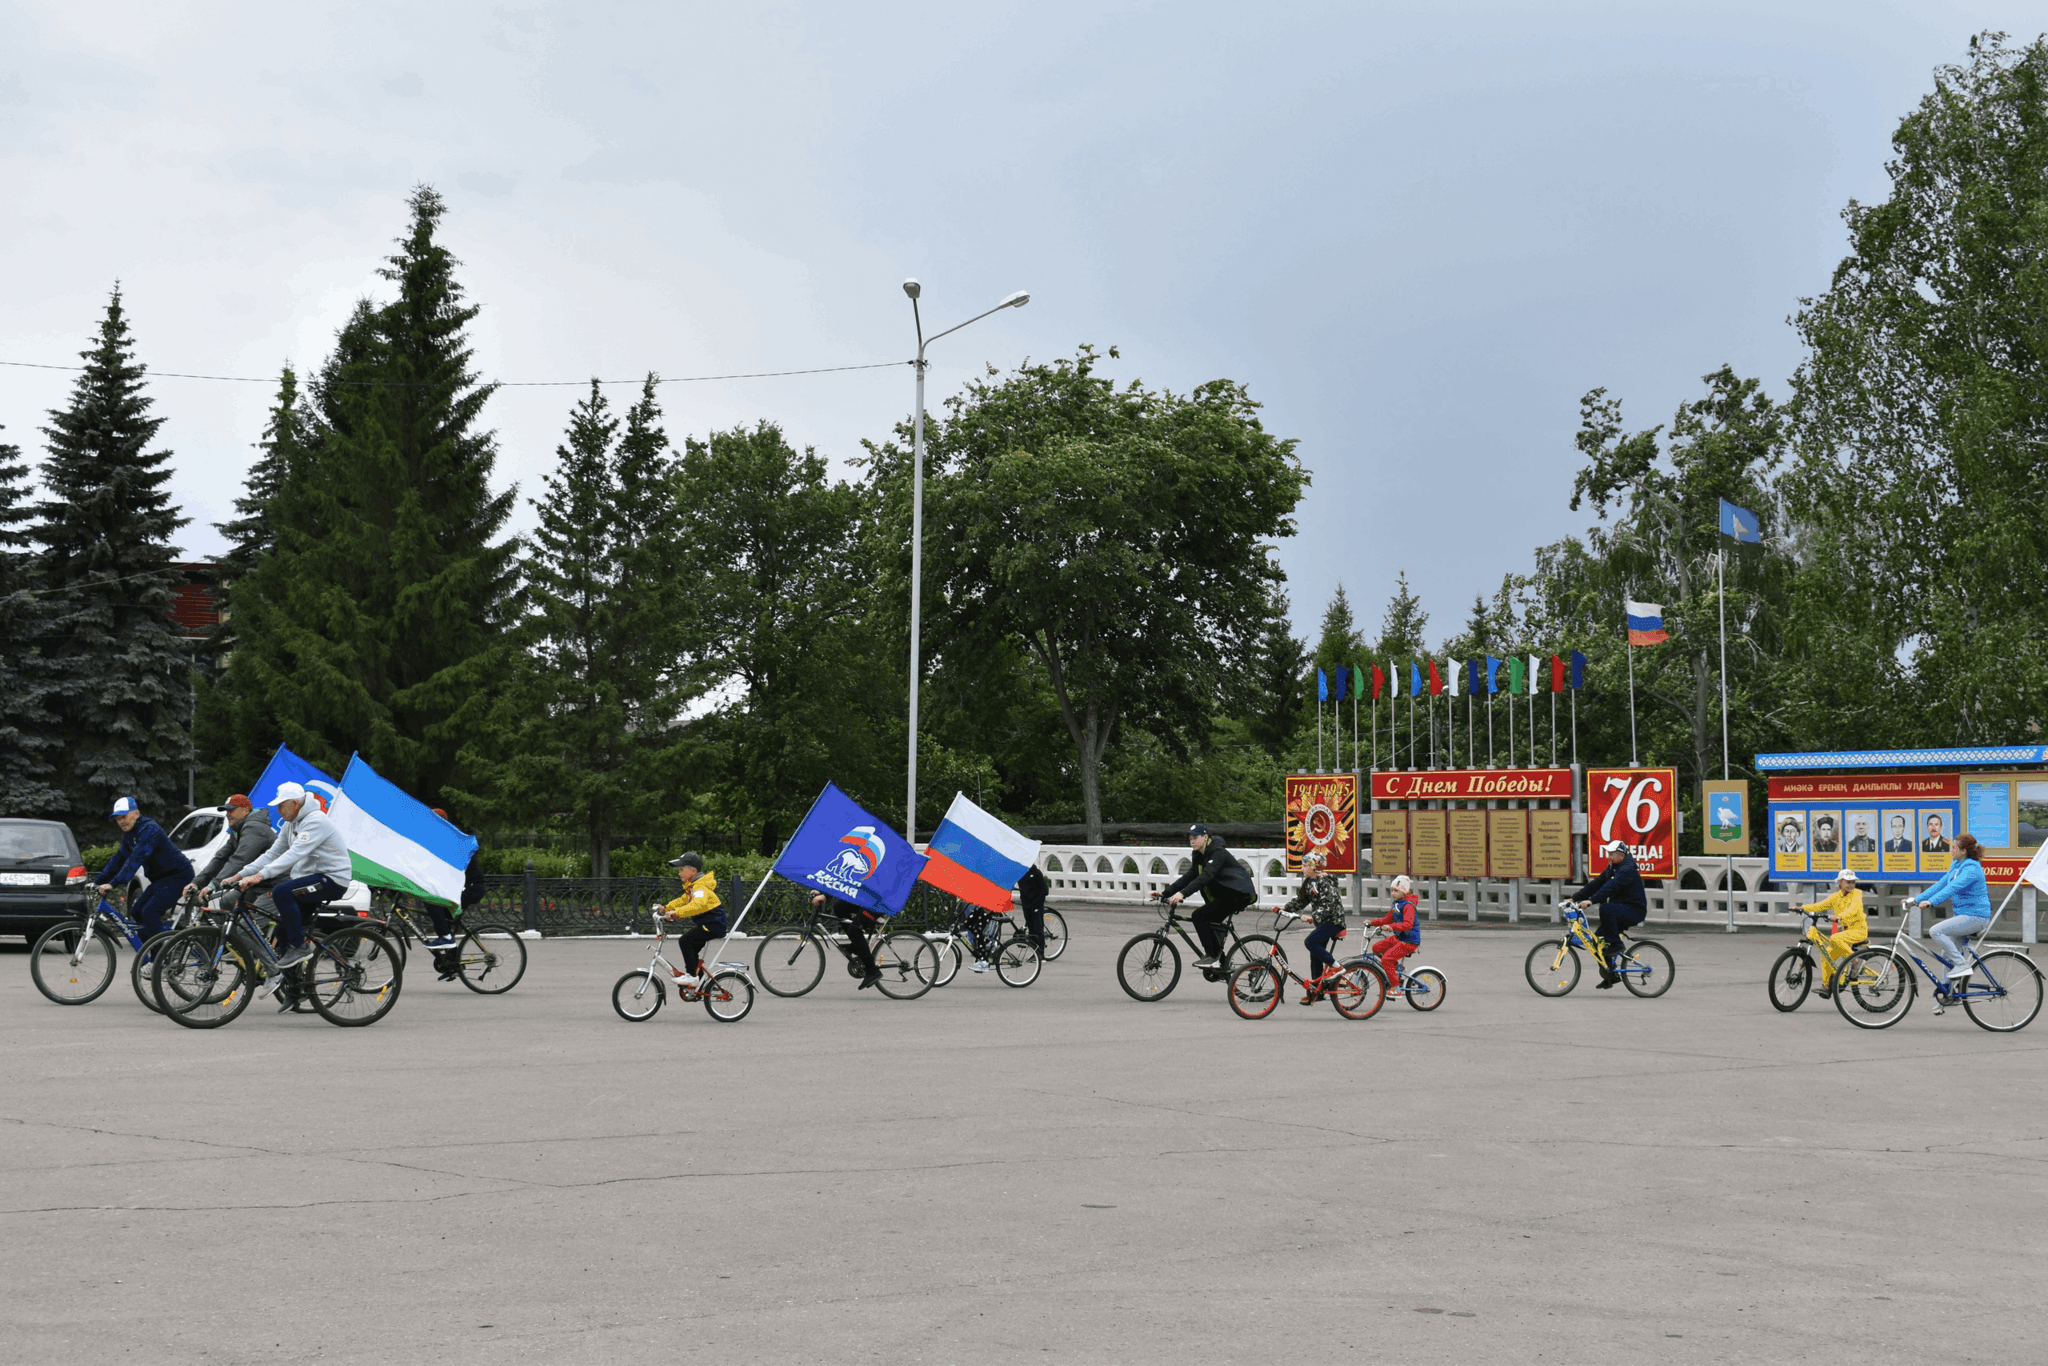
[163,805,373,911]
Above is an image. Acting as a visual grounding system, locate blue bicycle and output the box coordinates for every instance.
[29,889,199,1008]
[1830,918,2043,1031]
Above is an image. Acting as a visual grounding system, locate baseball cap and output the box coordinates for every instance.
[225,793,252,810]
[111,796,139,817]
[667,850,704,871]
[1604,838,1630,854]
[271,781,307,806]
[1188,823,1210,837]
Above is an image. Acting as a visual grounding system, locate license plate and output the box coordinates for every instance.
[0,872,47,886]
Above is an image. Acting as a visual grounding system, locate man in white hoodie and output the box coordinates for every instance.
[235,781,353,971]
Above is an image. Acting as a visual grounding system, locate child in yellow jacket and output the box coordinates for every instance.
[652,851,725,988]
[1802,868,1868,1000]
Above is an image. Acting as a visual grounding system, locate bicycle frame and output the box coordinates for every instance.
[1149,901,1269,963]
[1556,907,1651,983]
[1854,921,2015,1004]
[626,920,749,1000]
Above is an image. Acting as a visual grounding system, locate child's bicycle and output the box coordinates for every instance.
[1268,908,1449,1013]
[1524,903,1674,998]
[612,918,756,1023]
[30,886,205,1009]
[1827,904,2042,1031]
[1225,917,1387,1020]
[1767,909,1850,1011]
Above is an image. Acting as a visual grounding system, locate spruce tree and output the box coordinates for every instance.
[0,424,64,814]
[29,290,192,822]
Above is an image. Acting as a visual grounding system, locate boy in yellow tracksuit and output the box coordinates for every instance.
[652,851,725,988]
[1802,868,1868,1000]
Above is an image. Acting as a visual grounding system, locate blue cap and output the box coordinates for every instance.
[1189,823,1209,837]
[111,796,139,817]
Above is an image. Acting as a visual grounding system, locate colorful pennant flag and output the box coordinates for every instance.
[1486,655,1502,693]
[1409,661,1423,697]
[1447,657,1462,697]
[1508,655,1526,693]
[774,782,928,916]
[1528,654,1541,695]
[1550,653,1565,692]
[1332,666,1347,702]
[1466,657,1482,695]
[1352,664,1365,700]
[1625,601,1668,646]
[1426,658,1444,696]
[1371,664,1385,701]
[1570,650,1587,688]
[1316,668,1328,701]
[333,754,481,906]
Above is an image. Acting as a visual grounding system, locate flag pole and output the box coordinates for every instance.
[709,845,792,972]
[1528,662,1536,769]
[1550,678,1557,768]
[1718,546,1734,931]
[1627,634,1639,767]
[1352,678,1359,773]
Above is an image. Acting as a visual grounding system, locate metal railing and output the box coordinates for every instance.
[455,871,980,938]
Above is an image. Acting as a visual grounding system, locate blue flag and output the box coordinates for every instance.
[1316,668,1328,702]
[1466,657,1482,695]
[1409,661,1422,697]
[249,744,339,819]
[773,782,929,916]
[1485,655,1502,694]
[1332,666,1347,702]
[1570,650,1587,689]
[1719,497,1761,543]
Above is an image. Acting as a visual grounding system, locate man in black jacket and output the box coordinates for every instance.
[1572,838,1648,989]
[1157,824,1256,970]
[1016,863,1050,955]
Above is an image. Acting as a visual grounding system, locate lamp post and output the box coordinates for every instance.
[902,279,1029,842]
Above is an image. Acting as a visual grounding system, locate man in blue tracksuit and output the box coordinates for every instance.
[95,796,194,939]
[1572,838,1647,989]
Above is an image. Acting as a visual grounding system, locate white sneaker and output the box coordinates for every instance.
[1192,956,1220,969]
[971,960,990,973]
[1929,1000,1945,1016]
[670,971,699,990]
[1947,962,1974,980]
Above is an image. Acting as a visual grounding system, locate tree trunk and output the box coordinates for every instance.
[591,829,610,880]
[1078,701,1105,845]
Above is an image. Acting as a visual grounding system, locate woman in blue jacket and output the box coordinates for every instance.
[1909,833,1992,983]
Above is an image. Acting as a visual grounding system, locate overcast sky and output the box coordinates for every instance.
[2,2,2036,643]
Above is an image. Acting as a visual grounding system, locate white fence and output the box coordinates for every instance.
[1038,844,2041,942]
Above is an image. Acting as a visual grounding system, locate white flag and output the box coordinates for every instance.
[2022,841,2048,895]
[1448,658,1462,697]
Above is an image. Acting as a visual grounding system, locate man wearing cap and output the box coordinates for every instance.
[1798,869,1868,1001]
[1570,839,1648,989]
[651,852,724,989]
[196,795,274,909]
[235,782,353,971]
[1155,824,1257,971]
[94,797,195,940]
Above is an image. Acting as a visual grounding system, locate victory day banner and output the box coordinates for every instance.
[1285,773,1358,873]
[1586,767,1678,879]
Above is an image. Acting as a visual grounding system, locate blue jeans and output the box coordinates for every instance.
[1930,915,1988,971]
[1305,923,1341,977]
[270,874,345,949]
[130,874,191,938]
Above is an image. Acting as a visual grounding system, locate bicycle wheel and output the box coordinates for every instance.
[1525,940,1581,997]
[1833,948,1914,1029]
[1331,961,1388,1019]
[1116,934,1181,1002]
[992,936,1042,987]
[29,921,119,1005]
[455,923,527,995]
[872,931,940,1000]
[755,931,827,997]
[1041,910,1069,960]
[1226,961,1284,1019]
[1229,934,1286,972]
[1619,940,1674,999]
[1963,949,2044,1033]
[932,936,964,987]
[307,928,403,1026]
[156,928,256,1029]
[130,932,175,1013]
[1767,947,1815,1012]
[1404,967,1448,1011]
[700,970,754,1022]
[613,970,665,1021]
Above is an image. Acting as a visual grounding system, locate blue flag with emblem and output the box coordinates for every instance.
[1719,497,1761,543]
[772,782,929,917]
[248,744,339,819]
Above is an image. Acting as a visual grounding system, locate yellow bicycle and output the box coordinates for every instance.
[1525,903,1673,998]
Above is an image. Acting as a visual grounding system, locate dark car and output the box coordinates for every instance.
[0,819,91,941]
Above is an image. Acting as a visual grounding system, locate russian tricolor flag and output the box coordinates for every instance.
[1625,600,1668,646]
[918,793,1043,913]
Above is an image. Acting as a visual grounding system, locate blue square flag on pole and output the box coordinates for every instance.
[1316,668,1328,701]
[1719,498,1761,543]
[773,782,930,916]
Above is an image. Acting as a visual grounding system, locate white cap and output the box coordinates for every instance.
[111,796,138,817]
[271,781,307,806]
[1836,868,1858,882]
[1391,875,1413,894]
[1605,839,1630,854]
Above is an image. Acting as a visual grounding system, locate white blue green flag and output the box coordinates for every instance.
[332,755,478,906]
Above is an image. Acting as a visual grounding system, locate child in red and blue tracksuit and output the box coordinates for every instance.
[1367,884,1420,988]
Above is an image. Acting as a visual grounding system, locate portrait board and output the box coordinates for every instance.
[1882,808,1916,873]
[1809,810,1841,872]
[1918,808,1953,874]
[1843,808,1880,873]
[1773,809,1807,873]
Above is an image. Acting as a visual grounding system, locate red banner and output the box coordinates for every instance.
[1285,773,1359,874]
[1586,767,1678,878]
[1985,857,2039,887]
[1767,773,1960,802]
[1371,768,1574,801]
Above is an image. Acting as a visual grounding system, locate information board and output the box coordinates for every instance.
[1447,810,1487,877]
[1585,767,1678,879]
[1530,810,1573,879]
[1487,809,1528,878]
[1373,809,1408,876]
[1767,773,1961,883]
[1410,810,1447,878]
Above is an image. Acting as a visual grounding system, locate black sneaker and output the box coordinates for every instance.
[858,971,882,991]
[274,943,313,972]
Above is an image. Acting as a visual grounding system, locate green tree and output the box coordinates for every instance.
[0,423,64,813]
[1240,586,1307,756]
[910,348,1306,841]
[1789,32,2048,744]
[29,290,193,822]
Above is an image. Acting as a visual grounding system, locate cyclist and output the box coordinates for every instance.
[1795,868,1868,1001]
[1279,850,1346,1001]
[1366,874,1420,991]
[807,890,885,989]
[1155,823,1256,971]
[1016,861,1050,956]
[195,794,273,909]
[233,781,352,972]
[1570,838,1647,989]
[94,796,194,940]
[1907,832,1991,992]
[651,851,724,989]
[422,808,483,975]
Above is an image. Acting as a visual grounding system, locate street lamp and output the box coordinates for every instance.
[902,278,1029,842]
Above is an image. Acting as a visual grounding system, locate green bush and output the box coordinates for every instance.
[477,846,584,877]
[82,844,117,870]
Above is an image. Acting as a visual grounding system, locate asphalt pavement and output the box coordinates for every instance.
[1,912,2042,1364]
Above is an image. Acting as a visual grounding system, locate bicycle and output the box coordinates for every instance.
[149,893,403,1029]
[1115,896,1287,1003]
[1006,905,1068,961]
[926,906,1042,987]
[1225,947,1386,1020]
[30,888,203,1009]
[1828,908,2042,1032]
[1767,909,1859,1012]
[610,918,755,1022]
[1524,903,1674,998]
[366,890,527,994]
[752,900,941,1000]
